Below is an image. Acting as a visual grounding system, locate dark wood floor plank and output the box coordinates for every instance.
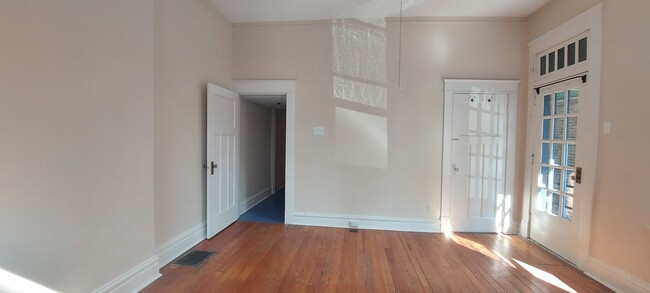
[141,222,614,293]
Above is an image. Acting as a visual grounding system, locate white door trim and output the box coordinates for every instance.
[441,79,520,234]
[233,80,296,224]
[523,3,603,270]
[271,108,277,194]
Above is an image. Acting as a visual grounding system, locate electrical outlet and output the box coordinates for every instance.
[349,221,358,228]
[426,204,432,212]
[313,127,325,136]
[603,121,611,134]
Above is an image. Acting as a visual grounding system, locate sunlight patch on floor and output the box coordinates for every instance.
[449,234,515,268]
[514,259,577,293]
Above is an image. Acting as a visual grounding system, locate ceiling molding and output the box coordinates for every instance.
[233,16,526,27]
[213,0,549,24]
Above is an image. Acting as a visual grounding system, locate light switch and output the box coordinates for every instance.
[603,121,611,134]
[313,127,325,136]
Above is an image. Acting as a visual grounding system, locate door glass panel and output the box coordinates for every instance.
[555,92,565,115]
[567,117,578,140]
[553,118,565,140]
[564,170,575,194]
[566,144,576,167]
[544,95,552,116]
[539,166,550,188]
[541,143,550,164]
[537,86,580,221]
[543,119,552,140]
[568,90,579,113]
[552,168,562,191]
[562,195,574,221]
[551,193,561,215]
[552,143,564,166]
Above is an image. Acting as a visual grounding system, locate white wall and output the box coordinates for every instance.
[233,19,528,223]
[153,0,232,248]
[528,0,650,284]
[0,1,155,292]
[239,99,273,209]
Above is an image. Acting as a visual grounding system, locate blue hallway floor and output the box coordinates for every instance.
[238,188,284,224]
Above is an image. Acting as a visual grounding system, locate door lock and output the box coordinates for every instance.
[575,167,582,184]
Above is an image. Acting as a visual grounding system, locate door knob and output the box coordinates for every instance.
[210,161,218,175]
[452,164,460,174]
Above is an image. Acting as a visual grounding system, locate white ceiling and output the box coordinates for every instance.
[242,95,287,109]
[211,0,550,23]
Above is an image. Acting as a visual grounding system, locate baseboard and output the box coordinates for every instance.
[285,209,294,224]
[292,212,441,233]
[156,222,207,269]
[585,256,650,293]
[441,217,521,234]
[92,256,161,293]
[239,187,272,215]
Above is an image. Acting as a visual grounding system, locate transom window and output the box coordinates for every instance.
[538,35,588,77]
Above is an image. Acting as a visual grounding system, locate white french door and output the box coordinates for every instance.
[449,93,509,232]
[529,78,597,264]
[206,84,240,239]
[442,80,519,234]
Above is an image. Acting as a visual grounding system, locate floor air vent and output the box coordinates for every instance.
[173,250,213,267]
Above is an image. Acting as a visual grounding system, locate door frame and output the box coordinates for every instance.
[523,4,603,269]
[441,79,520,234]
[271,107,287,193]
[233,80,296,224]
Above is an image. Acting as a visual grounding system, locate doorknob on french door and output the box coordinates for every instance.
[452,164,460,174]
[210,161,218,175]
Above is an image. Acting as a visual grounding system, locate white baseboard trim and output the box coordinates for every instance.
[285,209,294,224]
[239,187,272,215]
[156,222,207,269]
[93,256,161,293]
[292,212,441,233]
[585,256,649,293]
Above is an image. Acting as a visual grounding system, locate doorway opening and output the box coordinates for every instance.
[237,95,287,224]
[232,80,296,224]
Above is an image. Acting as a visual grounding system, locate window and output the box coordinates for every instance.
[538,36,588,77]
[537,88,579,221]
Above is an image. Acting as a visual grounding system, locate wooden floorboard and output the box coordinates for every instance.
[142,222,613,293]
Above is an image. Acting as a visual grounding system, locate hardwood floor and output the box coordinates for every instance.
[142,221,612,292]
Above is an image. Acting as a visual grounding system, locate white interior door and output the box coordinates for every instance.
[529,79,597,264]
[449,93,509,232]
[207,84,239,239]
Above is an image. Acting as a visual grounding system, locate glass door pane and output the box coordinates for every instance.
[537,88,579,221]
